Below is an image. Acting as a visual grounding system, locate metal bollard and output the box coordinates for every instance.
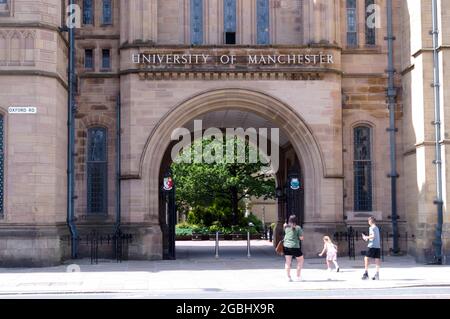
[215,231,219,259]
[247,231,251,258]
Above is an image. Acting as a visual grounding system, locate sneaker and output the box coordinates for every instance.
[362,272,369,280]
[336,268,340,273]
[287,277,293,282]
[372,273,379,281]
[296,277,302,282]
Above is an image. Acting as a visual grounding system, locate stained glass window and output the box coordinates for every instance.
[365,0,376,45]
[87,127,107,215]
[224,0,236,44]
[354,126,372,211]
[103,0,112,25]
[0,114,4,217]
[347,0,357,47]
[83,0,93,25]
[257,0,270,45]
[190,0,203,45]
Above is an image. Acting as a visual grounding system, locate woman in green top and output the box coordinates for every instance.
[283,215,304,282]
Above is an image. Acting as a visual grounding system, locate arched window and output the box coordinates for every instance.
[83,0,94,25]
[256,0,270,44]
[346,0,357,47]
[190,0,203,45]
[224,0,237,44]
[354,126,372,211]
[87,127,107,215]
[0,114,4,217]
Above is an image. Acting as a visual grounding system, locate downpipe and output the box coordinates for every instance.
[386,0,400,254]
[67,0,78,259]
[431,0,443,265]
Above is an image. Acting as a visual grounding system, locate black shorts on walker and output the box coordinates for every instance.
[366,248,381,259]
[284,247,303,257]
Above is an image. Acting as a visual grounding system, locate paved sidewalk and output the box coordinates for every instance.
[0,241,449,297]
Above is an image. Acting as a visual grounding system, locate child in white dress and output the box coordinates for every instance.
[319,236,340,275]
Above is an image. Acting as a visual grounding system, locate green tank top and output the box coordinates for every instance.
[283,225,303,248]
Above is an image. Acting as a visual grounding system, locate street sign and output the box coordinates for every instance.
[8,106,37,114]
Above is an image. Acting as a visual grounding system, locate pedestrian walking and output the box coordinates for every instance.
[362,216,381,280]
[283,215,304,282]
[318,236,340,277]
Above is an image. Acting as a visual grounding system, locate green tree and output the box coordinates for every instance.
[172,136,275,226]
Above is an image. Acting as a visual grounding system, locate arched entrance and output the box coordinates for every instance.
[139,88,326,259]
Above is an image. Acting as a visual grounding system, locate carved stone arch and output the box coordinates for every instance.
[139,88,326,222]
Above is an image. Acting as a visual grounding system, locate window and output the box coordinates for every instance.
[224,0,236,44]
[365,0,376,45]
[346,0,357,47]
[0,0,7,4]
[87,127,108,215]
[85,49,94,70]
[0,114,4,217]
[190,0,203,45]
[256,0,270,44]
[102,0,112,25]
[83,0,93,25]
[102,49,111,70]
[354,126,373,211]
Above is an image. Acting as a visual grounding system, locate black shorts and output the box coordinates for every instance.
[284,247,303,257]
[366,248,381,259]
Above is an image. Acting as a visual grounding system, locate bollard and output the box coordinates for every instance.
[215,231,219,259]
[247,231,251,258]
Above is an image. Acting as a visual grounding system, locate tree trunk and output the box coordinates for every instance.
[231,187,238,225]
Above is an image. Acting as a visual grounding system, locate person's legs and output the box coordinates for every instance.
[362,256,370,279]
[285,255,293,280]
[365,256,370,270]
[296,256,304,279]
[326,260,331,270]
[332,259,339,270]
[372,258,381,280]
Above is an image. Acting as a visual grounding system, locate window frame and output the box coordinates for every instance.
[102,0,113,26]
[353,125,373,212]
[256,0,270,45]
[224,0,237,45]
[346,0,358,47]
[190,0,204,45]
[82,0,94,26]
[101,48,111,71]
[86,127,108,216]
[84,48,94,70]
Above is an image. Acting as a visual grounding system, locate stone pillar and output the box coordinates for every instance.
[120,0,157,44]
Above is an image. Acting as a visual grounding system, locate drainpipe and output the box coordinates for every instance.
[115,94,121,234]
[67,0,78,259]
[431,0,443,265]
[386,0,399,254]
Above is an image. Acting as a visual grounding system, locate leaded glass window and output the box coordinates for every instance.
[190,0,203,45]
[365,0,376,45]
[257,0,270,45]
[347,0,357,47]
[85,49,94,70]
[102,49,111,69]
[83,0,93,25]
[0,114,4,217]
[224,0,236,44]
[87,127,107,215]
[103,0,112,25]
[354,126,372,211]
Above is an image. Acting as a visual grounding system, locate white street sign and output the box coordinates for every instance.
[8,106,37,114]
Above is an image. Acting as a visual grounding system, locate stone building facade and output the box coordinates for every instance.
[0,0,449,266]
